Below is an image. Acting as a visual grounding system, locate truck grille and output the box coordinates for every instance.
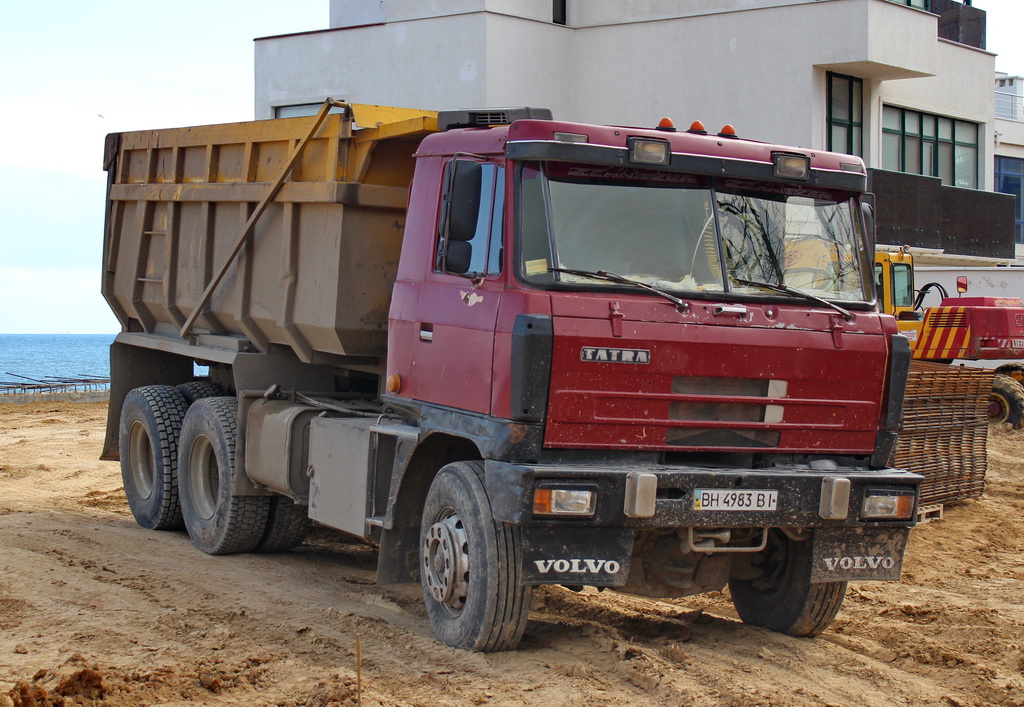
[665,428,781,447]
[665,376,786,447]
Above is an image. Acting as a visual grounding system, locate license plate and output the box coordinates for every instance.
[694,489,778,511]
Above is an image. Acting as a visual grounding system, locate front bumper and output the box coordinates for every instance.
[486,460,922,586]
[485,460,923,529]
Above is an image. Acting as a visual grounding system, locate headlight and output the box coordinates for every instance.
[533,486,597,517]
[628,137,671,166]
[861,487,916,520]
[772,151,810,180]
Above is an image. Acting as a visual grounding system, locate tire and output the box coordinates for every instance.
[995,362,1024,384]
[176,380,228,405]
[988,374,1024,428]
[118,385,190,530]
[728,530,847,637]
[420,461,532,652]
[255,496,310,552]
[178,397,271,555]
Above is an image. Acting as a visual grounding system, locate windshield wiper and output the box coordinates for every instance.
[733,278,852,321]
[549,267,688,313]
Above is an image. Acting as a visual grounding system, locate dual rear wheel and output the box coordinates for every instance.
[119,384,309,555]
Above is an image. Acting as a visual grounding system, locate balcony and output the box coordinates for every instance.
[869,169,1015,259]
[996,89,1023,122]
[928,0,986,50]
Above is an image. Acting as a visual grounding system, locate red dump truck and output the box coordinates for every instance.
[101,100,920,651]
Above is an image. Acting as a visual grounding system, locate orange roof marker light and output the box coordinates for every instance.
[687,120,707,135]
[719,124,738,138]
[656,117,677,132]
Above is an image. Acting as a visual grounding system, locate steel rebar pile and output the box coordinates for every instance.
[893,361,993,506]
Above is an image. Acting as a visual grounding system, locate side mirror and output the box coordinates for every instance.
[446,161,483,243]
[956,275,968,294]
[437,160,483,274]
[444,240,473,275]
[861,201,875,251]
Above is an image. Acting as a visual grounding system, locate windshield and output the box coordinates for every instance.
[518,163,869,302]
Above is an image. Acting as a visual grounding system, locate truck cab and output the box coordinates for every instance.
[382,111,919,647]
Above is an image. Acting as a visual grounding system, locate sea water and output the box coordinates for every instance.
[0,334,116,383]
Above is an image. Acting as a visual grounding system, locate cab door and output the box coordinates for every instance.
[394,159,506,414]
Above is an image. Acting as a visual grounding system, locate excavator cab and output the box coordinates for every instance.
[875,248,923,335]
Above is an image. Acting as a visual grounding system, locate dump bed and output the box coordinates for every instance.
[102,103,438,364]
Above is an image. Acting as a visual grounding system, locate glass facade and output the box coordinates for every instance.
[882,106,979,188]
[995,156,1024,245]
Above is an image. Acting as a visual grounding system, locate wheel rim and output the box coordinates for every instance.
[422,508,470,616]
[127,421,155,500]
[989,393,1010,424]
[188,435,219,520]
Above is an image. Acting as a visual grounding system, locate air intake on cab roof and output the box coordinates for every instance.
[438,107,553,130]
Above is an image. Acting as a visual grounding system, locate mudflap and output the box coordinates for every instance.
[520,526,634,586]
[811,526,910,582]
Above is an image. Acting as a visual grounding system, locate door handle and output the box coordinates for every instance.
[713,304,748,317]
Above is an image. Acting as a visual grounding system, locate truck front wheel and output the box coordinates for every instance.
[728,530,846,637]
[119,385,190,530]
[420,461,532,652]
[178,397,270,555]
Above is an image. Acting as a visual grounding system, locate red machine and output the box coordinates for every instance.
[877,247,1024,425]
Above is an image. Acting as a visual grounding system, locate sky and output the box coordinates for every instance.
[0,0,1023,334]
[0,1,325,334]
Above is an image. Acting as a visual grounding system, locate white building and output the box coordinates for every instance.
[995,73,1024,248]
[254,0,1016,257]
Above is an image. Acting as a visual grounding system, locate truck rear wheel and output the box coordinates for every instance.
[119,385,190,530]
[420,461,532,652]
[176,380,228,405]
[178,397,270,555]
[728,530,846,637]
[989,374,1024,428]
[255,497,310,552]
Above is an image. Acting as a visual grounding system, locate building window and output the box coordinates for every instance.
[895,0,930,9]
[882,106,978,188]
[827,73,863,157]
[553,0,567,25]
[273,103,346,119]
[995,156,1024,244]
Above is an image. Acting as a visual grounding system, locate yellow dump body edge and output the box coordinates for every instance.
[101,103,439,367]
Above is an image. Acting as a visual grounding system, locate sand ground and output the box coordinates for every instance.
[1,401,1022,706]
